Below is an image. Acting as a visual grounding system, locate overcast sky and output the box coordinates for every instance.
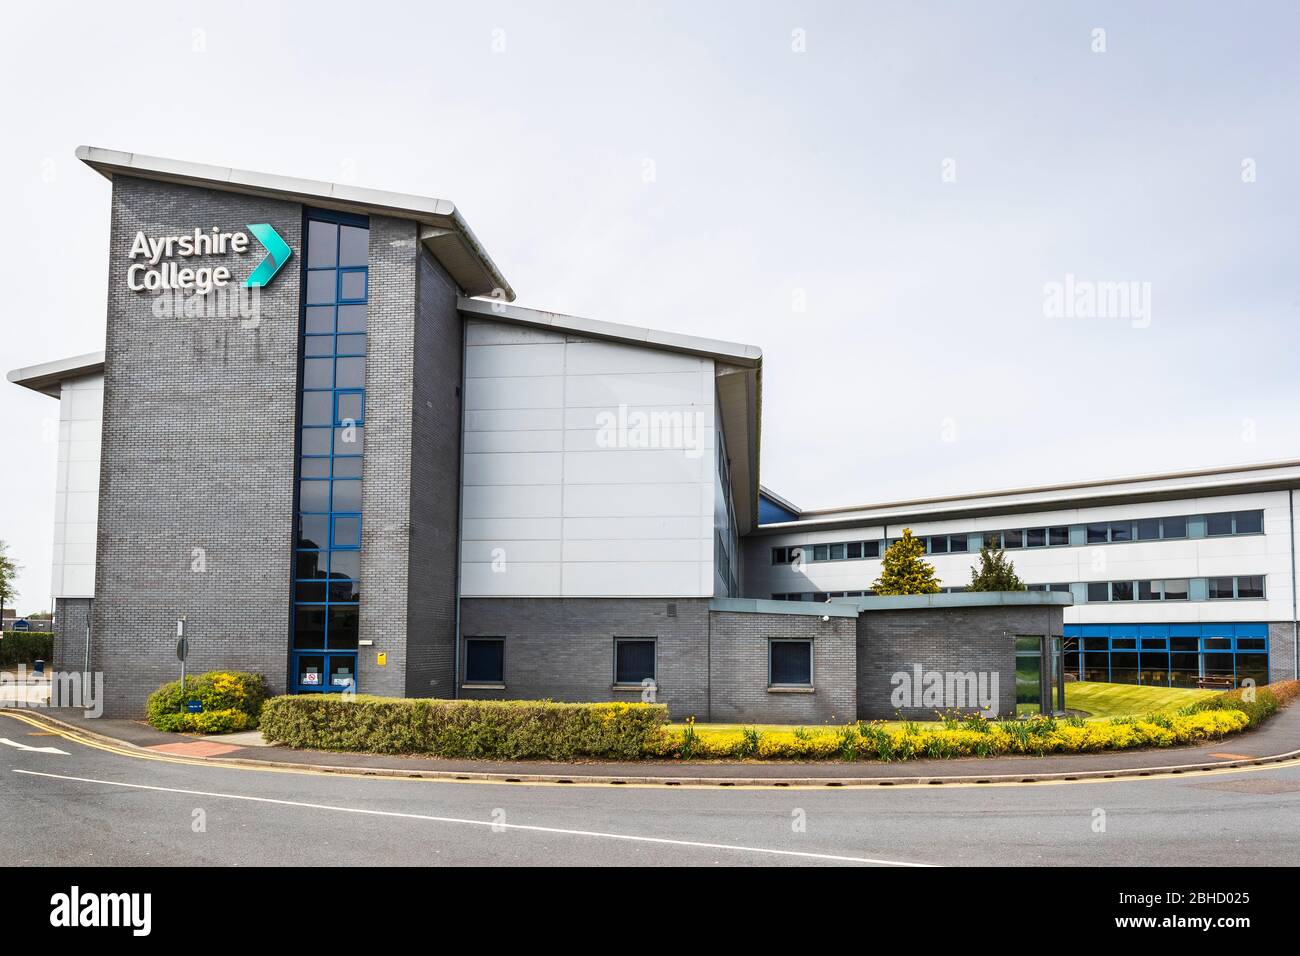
[2,1,1298,612]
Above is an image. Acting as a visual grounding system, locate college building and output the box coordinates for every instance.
[8,147,1297,720]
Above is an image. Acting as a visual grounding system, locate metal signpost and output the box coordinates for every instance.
[176,616,188,693]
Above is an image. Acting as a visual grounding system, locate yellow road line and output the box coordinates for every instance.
[3,709,1298,792]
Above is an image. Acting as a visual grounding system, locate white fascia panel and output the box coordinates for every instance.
[562,561,710,598]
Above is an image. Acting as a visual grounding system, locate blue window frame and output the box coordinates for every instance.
[292,209,369,693]
[1063,623,1268,689]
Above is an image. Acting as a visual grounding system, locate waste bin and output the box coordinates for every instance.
[33,659,45,676]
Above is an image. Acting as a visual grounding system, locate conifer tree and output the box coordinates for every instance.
[967,542,1027,591]
[871,528,941,595]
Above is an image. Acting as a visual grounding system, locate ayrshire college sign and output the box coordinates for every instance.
[126,223,291,294]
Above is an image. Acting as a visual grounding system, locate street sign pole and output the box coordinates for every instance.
[176,616,188,693]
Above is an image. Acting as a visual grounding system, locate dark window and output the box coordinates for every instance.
[1135,518,1160,540]
[929,535,948,554]
[1026,528,1046,548]
[615,639,656,684]
[1138,580,1160,601]
[1002,529,1023,549]
[1087,582,1109,602]
[1110,581,1134,601]
[1206,513,1234,536]
[326,606,359,649]
[1234,511,1263,535]
[1109,522,1133,542]
[465,639,505,683]
[1087,523,1108,544]
[813,545,828,561]
[772,547,789,565]
[1049,526,1069,547]
[770,641,813,686]
[847,542,862,559]
[1208,577,1236,599]
[863,541,881,558]
[948,534,968,553]
[828,543,846,560]
[1236,575,1264,599]
[1162,516,1188,539]
[298,515,328,550]
[1236,655,1269,688]
[1170,653,1199,688]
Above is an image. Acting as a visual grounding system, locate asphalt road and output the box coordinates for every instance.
[2,712,1299,866]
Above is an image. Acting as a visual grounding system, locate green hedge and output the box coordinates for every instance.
[260,695,668,760]
[0,631,54,666]
[146,671,269,734]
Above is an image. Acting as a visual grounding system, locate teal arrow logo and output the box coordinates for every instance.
[245,223,292,288]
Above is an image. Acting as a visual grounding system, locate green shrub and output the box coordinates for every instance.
[0,631,54,666]
[259,695,668,760]
[1184,684,1278,728]
[146,671,269,734]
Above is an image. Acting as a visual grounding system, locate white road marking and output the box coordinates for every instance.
[0,738,68,755]
[12,768,932,866]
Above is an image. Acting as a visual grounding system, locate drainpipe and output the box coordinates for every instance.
[1291,489,1298,679]
[706,608,713,722]
[452,327,467,700]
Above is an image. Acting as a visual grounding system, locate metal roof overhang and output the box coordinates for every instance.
[6,351,106,397]
[76,146,514,301]
[749,459,1300,536]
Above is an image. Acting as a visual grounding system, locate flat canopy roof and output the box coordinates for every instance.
[76,146,514,301]
[6,351,105,397]
[753,458,1300,534]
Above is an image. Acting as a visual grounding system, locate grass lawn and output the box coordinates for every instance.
[1063,681,1217,719]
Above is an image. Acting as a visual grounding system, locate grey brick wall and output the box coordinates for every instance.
[707,611,857,724]
[52,597,93,674]
[460,599,857,723]
[355,215,419,698]
[857,605,1063,719]
[93,177,302,717]
[403,248,462,697]
[459,598,711,719]
[1269,622,1297,683]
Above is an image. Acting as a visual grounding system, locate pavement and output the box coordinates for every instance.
[8,701,1300,785]
[3,706,1300,866]
[0,669,49,706]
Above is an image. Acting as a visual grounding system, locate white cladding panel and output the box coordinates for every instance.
[51,374,103,599]
[460,319,716,597]
[750,489,1298,626]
